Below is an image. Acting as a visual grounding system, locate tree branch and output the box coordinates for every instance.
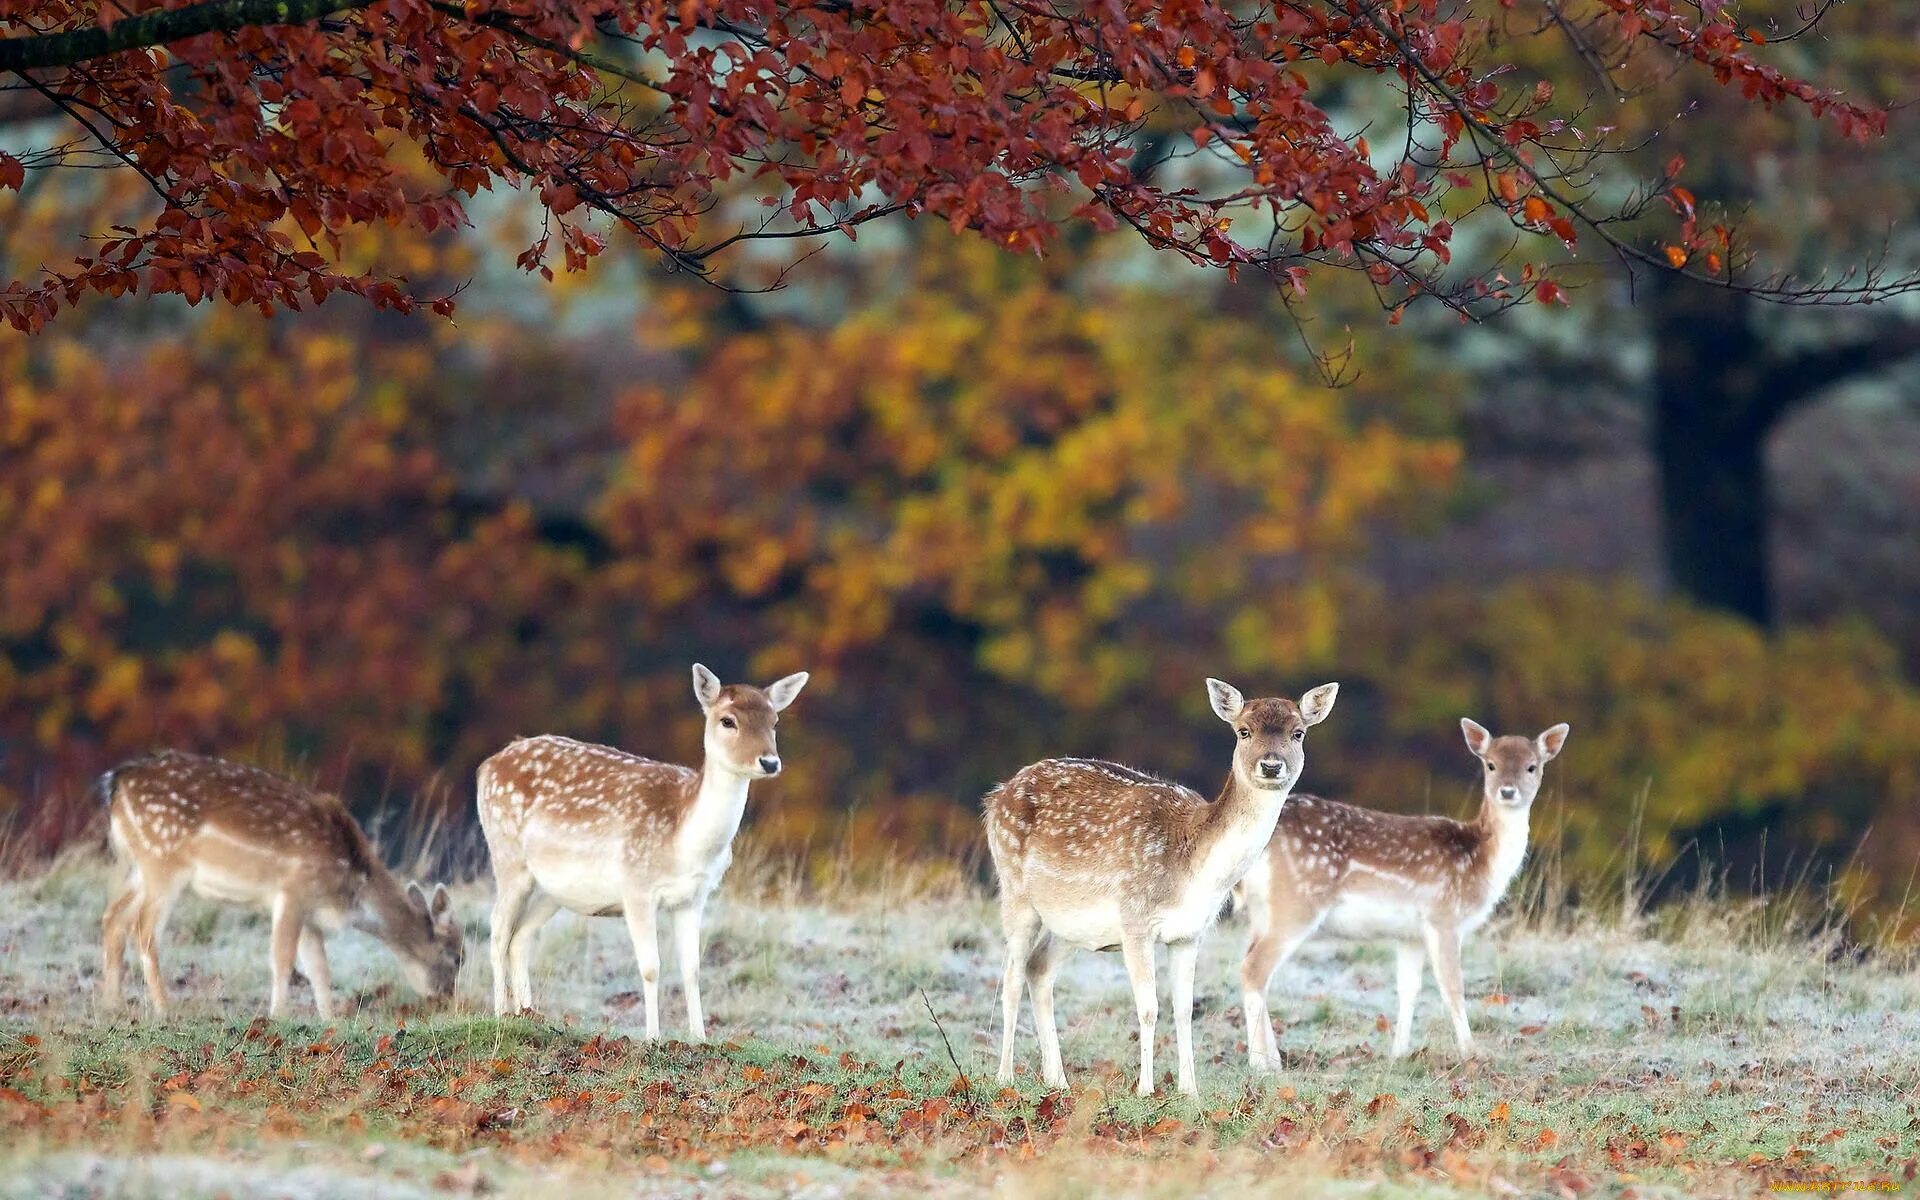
[1768,321,1920,416]
[0,0,378,73]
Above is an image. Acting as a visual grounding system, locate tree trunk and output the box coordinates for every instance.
[1648,272,1776,626]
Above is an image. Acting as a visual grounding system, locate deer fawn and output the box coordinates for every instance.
[983,678,1339,1095]
[100,752,465,1017]
[476,663,808,1036]
[1235,718,1570,1065]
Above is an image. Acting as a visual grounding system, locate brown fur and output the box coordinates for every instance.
[983,679,1338,1095]
[101,751,463,1017]
[476,664,807,1036]
[1235,720,1569,1065]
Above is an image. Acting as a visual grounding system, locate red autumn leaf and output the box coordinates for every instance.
[0,0,1895,332]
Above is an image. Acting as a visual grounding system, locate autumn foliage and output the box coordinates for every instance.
[0,0,1898,331]
[3,223,1918,920]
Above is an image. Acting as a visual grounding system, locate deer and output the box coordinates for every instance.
[100,751,466,1018]
[476,663,808,1037]
[1234,719,1570,1067]
[983,678,1339,1096]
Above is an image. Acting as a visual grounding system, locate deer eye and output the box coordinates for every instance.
[719,716,736,730]
[1527,764,1537,773]
[1237,728,1250,740]
[1292,729,1304,741]
[1486,761,1495,771]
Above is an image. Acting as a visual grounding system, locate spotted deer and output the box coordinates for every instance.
[476,664,808,1036]
[100,752,465,1017]
[1235,719,1570,1065]
[983,678,1339,1095]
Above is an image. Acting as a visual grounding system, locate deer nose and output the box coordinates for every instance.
[757,755,781,775]
[1498,785,1519,801]
[1257,758,1286,780]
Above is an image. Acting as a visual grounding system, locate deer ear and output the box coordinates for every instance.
[406,880,429,912]
[430,882,452,920]
[1299,682,1339,726]
[1536,723,1571,762]
[764,671,809,713]
[1206,678,1244,723]
[691,663,723,710]
[1460,718,1492,756]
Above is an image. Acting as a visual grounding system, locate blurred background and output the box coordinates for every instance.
[2,1,1916,933]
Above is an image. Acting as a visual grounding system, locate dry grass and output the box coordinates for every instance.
[1,842,1917,1198]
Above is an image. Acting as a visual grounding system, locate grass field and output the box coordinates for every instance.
[1,849,1915,1199]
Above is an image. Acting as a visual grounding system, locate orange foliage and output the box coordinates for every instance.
[0,314,578,824]
[4,232,1918,922]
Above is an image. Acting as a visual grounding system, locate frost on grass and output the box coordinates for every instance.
[1,853,1917,1199]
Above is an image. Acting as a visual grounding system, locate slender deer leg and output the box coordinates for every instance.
[298,926,335,1019]
[507,893,559,1012]
[488,868,535,1015]
[671,903,707,1041]
[1422,922,1472,1057]
[102,873,142,1004]
[1392,941,1425,1058]
[622,894,662,1040]
[491,871,537,1013]
[132,873,186,1016]
[1119,930,1159,1097]
[995,902,1041,1085]
[267,892,307,1018]
[1239,908,1322,1071]
[1169,938,1200,1095]
[1024,934,1067,1088]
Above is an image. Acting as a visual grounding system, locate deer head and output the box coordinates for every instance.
[1460,719,1571,809]
[1207,679,1340,791]
[398,880,465,998]
[692,663,810,779]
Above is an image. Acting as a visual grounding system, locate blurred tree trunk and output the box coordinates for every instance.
[1649,272,1775,624]
[1650,269,1920,627]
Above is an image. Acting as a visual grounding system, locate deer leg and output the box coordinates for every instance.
[1392,942,1425,1058]
[1024,934,1067,1088]
[488,868,535,1015]
[622,894,661,1040]
[1239,910,1321,1071]
[995,902,1041,1085]
[507,893,560,1013]
[131,873,186,1016]
[1169,938,1200,1095]
[1119,930,1159,1097]
[1422,922,1472,1058]
[297,926,336,1020]
[102,872,142,1005]
[267,892,307,1019]
[671,903,707,1042]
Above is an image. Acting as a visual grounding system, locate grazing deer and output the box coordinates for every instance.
[100,752,465,1017]
[983,678,1339,1095]
[476,663,808,1036]
[1235,719,1570,1066]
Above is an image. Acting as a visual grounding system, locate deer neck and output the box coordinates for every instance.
[1472,794,1533,902]
[351,863,431,958]
[1188,773,1292,889]
[680,761,753,864]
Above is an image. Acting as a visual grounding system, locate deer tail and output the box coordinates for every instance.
[91,764,124,812]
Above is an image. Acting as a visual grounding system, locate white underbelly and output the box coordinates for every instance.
[1034,900,1126,950]
[1320,892,1427,941]
[527,848,725,915]
[527,852,626,915]
[188,864,277,908]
